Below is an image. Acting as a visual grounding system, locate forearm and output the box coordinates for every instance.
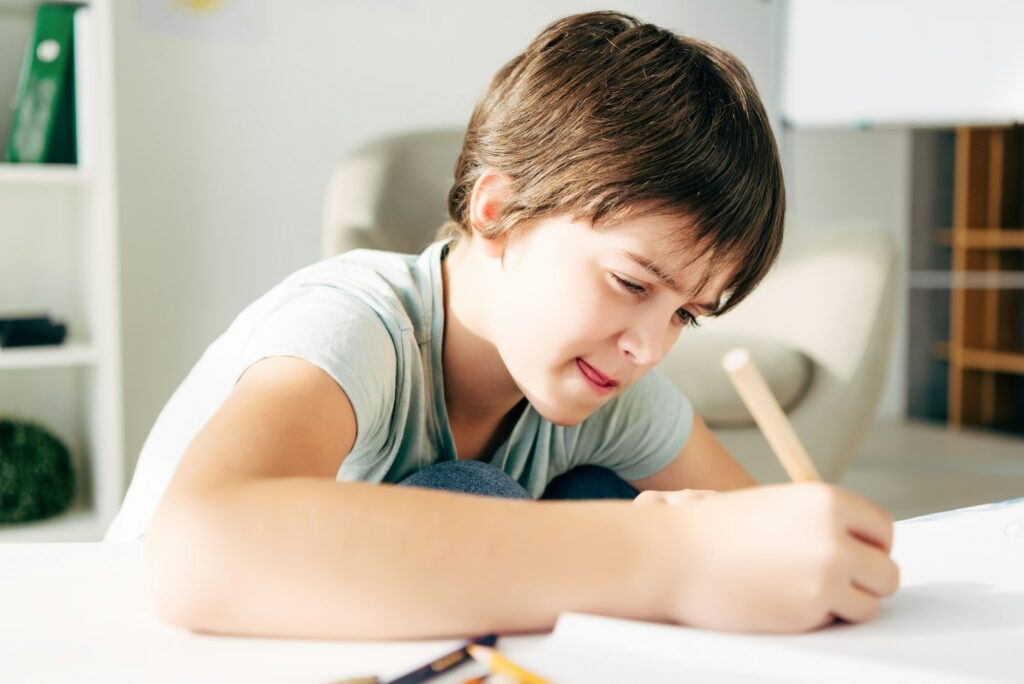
[144,478,675,640]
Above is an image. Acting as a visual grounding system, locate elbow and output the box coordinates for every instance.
[143,499,228,633]
[144,551,205,632]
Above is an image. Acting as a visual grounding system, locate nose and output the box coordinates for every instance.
[618,311,676,367]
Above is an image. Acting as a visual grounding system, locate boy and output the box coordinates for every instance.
[112,11,899,639]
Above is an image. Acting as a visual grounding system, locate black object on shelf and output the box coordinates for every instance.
[0,315,68,348]
[0,418,75,524]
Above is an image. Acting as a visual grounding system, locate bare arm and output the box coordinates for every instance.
[148,478,676,639]
[145,357,898,639]
[145,356,673,639]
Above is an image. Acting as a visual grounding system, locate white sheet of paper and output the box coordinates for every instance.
[512,498,1024,684]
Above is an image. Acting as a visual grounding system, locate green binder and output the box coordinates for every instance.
[5,4,79,164]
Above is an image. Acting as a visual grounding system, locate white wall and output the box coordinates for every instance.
[113,0,783,476]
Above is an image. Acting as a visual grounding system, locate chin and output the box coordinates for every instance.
[515,363,607,427]
[531,399,593,428]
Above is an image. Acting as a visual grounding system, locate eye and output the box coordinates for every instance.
[611,275,700,327]
[613,274,646,295]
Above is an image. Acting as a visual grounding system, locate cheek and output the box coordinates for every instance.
[491,269,564,355]
[573,268,616,318]
[547,269,616,354]
[496,267,588,357]
[570,282,611,332]
[539,238,615,368]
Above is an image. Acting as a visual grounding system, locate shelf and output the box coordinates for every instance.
[0,0,90,11]
[0,163,88,188]
[937,229,1024,249]
[909,270,1024,289]
[0,0,123,544]
[0,504,106,543]
[933,342,1024,375]
[0,342,99,370]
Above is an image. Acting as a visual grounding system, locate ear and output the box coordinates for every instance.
[468,168,513,259]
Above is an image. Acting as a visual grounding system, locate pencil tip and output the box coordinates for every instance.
[467,644,493,666]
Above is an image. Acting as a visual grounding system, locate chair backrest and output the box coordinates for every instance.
[323,129,465,259]
[695,221,898,383]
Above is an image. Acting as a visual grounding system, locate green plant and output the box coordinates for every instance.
[0,418,75,523]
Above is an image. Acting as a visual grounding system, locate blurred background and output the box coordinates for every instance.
[1,0,1022,540]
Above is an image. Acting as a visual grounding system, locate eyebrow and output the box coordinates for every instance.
[620,250,722,315]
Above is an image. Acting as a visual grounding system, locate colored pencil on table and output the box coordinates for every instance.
[385,633,498,684]
[467,644,551,684]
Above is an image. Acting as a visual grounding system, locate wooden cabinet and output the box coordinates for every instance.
[908,126,1024,433]
[942,127,1022,428]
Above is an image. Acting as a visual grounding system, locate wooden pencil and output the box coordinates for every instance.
[721,348,822,482]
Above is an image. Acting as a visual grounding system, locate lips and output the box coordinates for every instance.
[577,358,618,387]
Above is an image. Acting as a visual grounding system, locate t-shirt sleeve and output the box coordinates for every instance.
[233,284,398,461]
[568,368,694,481]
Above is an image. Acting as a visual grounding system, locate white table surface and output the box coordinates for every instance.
[0,541,547,684]
[5,498,1024,684]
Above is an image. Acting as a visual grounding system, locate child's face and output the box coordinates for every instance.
[488,212,734,427]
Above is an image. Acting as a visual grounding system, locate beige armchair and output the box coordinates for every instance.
[323,130,899,484]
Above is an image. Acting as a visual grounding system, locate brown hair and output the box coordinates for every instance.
[436,11,785,315]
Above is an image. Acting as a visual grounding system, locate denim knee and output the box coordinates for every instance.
[540,465,639,500]
[398,459,532,500]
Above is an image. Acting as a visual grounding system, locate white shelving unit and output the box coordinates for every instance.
[0,0,123,542]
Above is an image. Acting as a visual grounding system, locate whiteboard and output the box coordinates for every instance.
[781,0,1024,127]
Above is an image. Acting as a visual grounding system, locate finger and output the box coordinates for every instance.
[835,488,895,553]
[665,489,715,504]
[814,613,838,631]
[848,542,901,597]
[633,490,664,505]
[831,581,881,625]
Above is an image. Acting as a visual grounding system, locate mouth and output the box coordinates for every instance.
[576,358,619,388]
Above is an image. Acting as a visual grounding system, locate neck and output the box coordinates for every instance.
[440,238,525,426]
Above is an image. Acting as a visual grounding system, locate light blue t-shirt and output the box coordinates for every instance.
[105,237,694,542]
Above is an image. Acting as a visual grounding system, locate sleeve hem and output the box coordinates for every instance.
[232,348,378,457]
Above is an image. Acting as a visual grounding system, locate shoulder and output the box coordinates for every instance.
[225,248,423,342]
[276,247,436,336]
[285,248,418,305]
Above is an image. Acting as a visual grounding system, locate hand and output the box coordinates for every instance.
[660,482,900,633]
[633,489,717,506]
